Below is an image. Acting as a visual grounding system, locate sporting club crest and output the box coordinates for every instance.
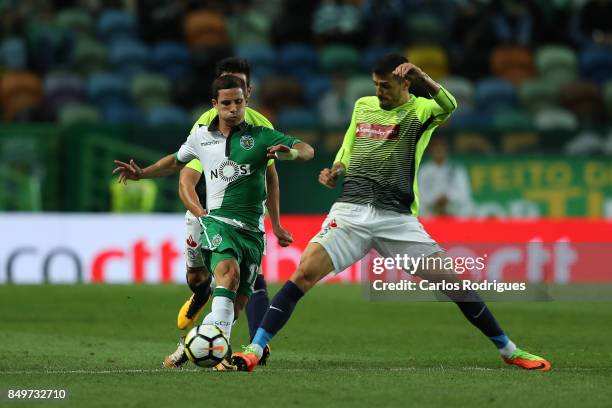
[240,135,254,150]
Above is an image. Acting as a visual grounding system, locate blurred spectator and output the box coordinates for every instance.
[317,76,352,129]
[489,0,544,46]
[418,137,474,217]
[270,0,317,46]
[574,0,612,47]
[137,0,186,42]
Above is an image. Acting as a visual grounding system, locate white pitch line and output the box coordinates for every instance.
[0,366,606,376]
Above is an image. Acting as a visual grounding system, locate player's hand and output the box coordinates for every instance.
[319,163,345,189]
[112,159,143,184]
[392,63,425,83]
[266,144,291,159]
[272,224,293,247]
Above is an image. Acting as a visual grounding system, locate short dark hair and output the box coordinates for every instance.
[215,57,251,86]
[211,75,247,99]
[373,54,408,76]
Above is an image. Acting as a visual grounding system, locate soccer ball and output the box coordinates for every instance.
[184,324,229,368]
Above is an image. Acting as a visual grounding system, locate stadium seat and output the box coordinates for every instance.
[56,8,94,37]
[501,132,540,153]
[360,47,399,73]
[518,79,560,112]
[276,108,319,130]
[279,43,319,79]
[535,46,577,79]
[237,45,277,80]
[406,46,449,80]
[73,38,108,74]
[533,107,578,131]
[448,110,492,129]
[346,76,374,103]
[580,46,612,84]
[301,74,332,105]
[453,132,495,153]
[0,37,27,70]
[405,13,446,45]
[560,80,604,121]
[150,42,190,82]
[319,45,359,75]
[440,77,474,110]
[86,73,128,109]
[0,72,43,121]
[58,103,100,125]
[97,9,138,43]
[43,71,85,116]
[102,103,142,124]
[130,73,172,109]
[184,11,228,48]
[191,46,233,73]
[490,46,534,84]
[109,40,149,77]
[226,10,271,46]
[145,105,188,126]
[603,80,612,117]
[475,78,517,112]
[492,109,532,131]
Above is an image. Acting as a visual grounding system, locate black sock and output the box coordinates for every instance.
[246,274,270,340]
[445,289,507,347]
[187,275,212,316]
[252,281,304,348]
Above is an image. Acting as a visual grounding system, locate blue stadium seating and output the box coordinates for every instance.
[43,71,84,115]
[580,46,612,84]
[103,102,142,124]
[145,105,188,126]
[237,45,277,80]
[97,10,138,43]
[360,47,399,73]
[475,78,517,112]
[1,37,27,70]
[300,74,332,105]
[109,40,149,77]
[276,108,319,130]
[279,43,319,79]
[86,72,128,109]
[150,42,190,82]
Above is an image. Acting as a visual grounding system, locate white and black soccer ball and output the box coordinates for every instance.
[184,324,229,368]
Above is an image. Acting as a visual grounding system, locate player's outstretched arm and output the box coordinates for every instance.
[266,142,314,162]
[319,162,346,189]
[178,166,206,218]
[112,153,184,184]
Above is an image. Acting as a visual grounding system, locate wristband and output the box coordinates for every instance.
[275,148,299,161]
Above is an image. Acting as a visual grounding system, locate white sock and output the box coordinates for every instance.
[202,294,235,340]
[499,339,517,358]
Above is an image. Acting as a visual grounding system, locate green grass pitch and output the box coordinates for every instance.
[1,284,611,407]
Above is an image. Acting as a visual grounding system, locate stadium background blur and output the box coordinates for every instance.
[0,0,611,217]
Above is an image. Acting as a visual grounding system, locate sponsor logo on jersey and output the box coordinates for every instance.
[201,140,221,146]
[211,234,223,247]
[210,160,251,182]
[186,235,198,248]
[240,135,254,150]
[356,123,400,139]
[316,218,337,238]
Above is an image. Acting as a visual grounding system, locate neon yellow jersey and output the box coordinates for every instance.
[186,107,275,172]
[334,87,457,216]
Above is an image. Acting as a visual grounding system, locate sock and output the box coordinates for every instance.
[202,287,235,339]
[252,281,304,351]
[187,275,212,314]
[246,274,270,340]
[446,289,514,355]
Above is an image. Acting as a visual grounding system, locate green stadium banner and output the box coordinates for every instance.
[457,156,612,218]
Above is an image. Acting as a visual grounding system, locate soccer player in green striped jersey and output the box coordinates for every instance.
[233,54,551,372]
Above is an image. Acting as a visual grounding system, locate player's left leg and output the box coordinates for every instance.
[416,252,551,371]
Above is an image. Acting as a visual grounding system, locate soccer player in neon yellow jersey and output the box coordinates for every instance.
[233,54,551,372]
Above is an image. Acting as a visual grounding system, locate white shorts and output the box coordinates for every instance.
[185,211,206,269]
[310,202,442,273]
[184,211,266,274]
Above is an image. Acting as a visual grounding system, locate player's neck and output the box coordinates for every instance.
[218,121,242,137]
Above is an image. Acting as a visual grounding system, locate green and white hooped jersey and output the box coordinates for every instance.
[334,88,457,216]
[176,118,300,232]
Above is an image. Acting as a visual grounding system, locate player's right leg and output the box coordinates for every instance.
[177,211,213,330]
[232,203,374,371]
[201,257,240,340]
